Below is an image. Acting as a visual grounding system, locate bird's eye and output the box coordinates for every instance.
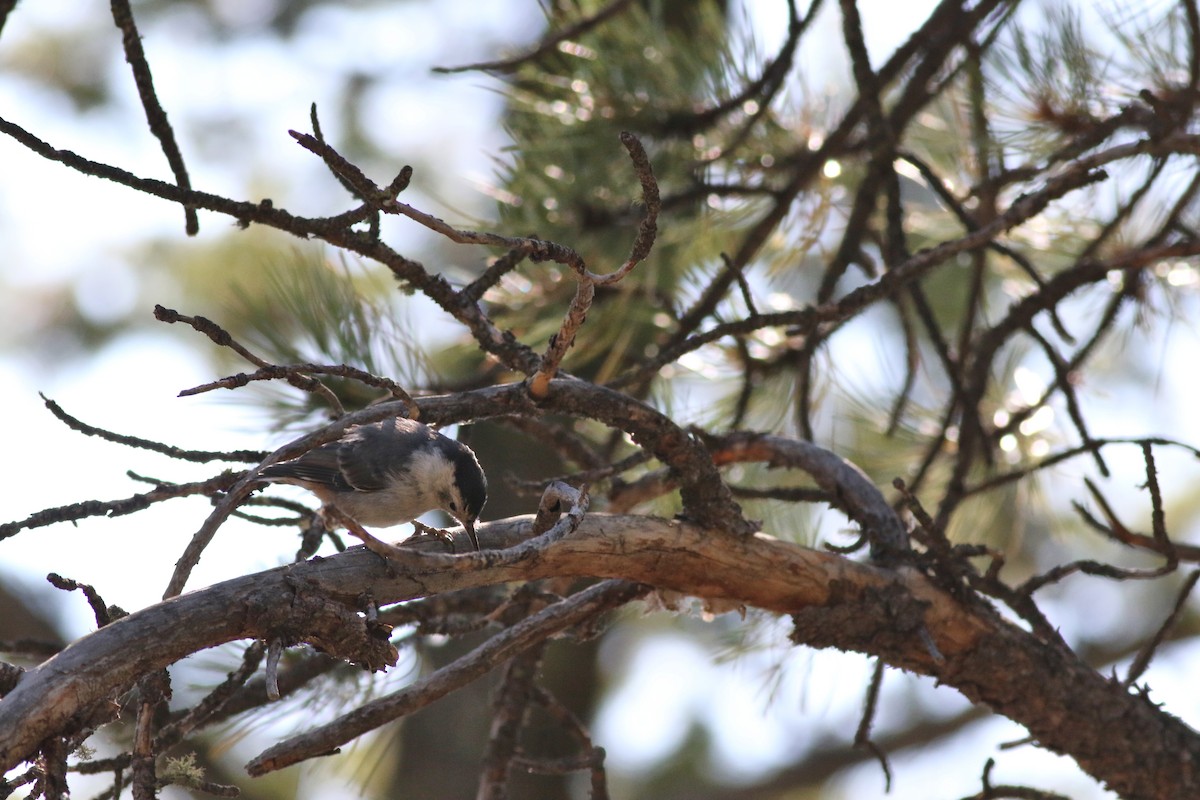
[448,500,459,512]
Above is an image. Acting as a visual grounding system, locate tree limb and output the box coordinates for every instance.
[2,514,1197,798]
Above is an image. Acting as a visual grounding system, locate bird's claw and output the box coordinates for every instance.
[407,520,457,553]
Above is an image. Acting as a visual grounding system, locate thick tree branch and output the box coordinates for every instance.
[2,514,1196,798]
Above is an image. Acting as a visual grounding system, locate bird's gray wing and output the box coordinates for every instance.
[259,443,352,490]
[261,418,428,492]
[334,418,432,492]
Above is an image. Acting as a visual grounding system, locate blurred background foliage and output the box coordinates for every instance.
[3,0,1200,798]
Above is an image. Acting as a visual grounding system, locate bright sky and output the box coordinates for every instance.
[3,2,1196,798]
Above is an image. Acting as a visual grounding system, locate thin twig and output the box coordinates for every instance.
[246,580,647,776]
[289,129,588,272]
[528,686,610,799]
[528,133,659,398]
[39,393,264,463]
[155,305,345,415]
[1142,442,1172,549]
[853,659,892,792]
[162,642,265,741]
[722,252,760,317]
[179,362,417,413]
[462,245,534,304]
[46,574,117,628]
[433,0,635,74]
[109,0,198,235]
[1,472,245,542]
[1124,570,1200,688]
[965,437,1200,500]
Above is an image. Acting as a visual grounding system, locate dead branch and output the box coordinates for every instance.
[2,514,1198,798]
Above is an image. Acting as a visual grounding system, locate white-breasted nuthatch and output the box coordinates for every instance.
[259,417,488,550]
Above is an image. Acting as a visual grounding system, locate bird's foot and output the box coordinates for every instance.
[407,520,457,553]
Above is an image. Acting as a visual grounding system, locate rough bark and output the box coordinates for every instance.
[2,514,1196,798]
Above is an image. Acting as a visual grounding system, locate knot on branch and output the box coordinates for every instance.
[252,586,399,673]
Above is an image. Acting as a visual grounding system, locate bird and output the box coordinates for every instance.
[258,417,488,551]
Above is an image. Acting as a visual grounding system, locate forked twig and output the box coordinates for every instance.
[528,132,659,398]
[155,305,346,415]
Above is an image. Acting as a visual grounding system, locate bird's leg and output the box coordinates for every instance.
[321,507,401,573]
[405,520,457,553]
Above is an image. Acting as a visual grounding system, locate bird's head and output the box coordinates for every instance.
[438,440,488,550]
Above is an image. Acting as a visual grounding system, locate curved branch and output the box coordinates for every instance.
[2,514,1196,798]
[164,376,751,598]
[416,379,753,535]
[711,433,908,557]
[528,132,660,398]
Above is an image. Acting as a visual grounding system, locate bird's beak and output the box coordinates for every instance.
[462,518,480,552]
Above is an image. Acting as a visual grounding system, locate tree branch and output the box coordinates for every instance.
[3,514,1197,798]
